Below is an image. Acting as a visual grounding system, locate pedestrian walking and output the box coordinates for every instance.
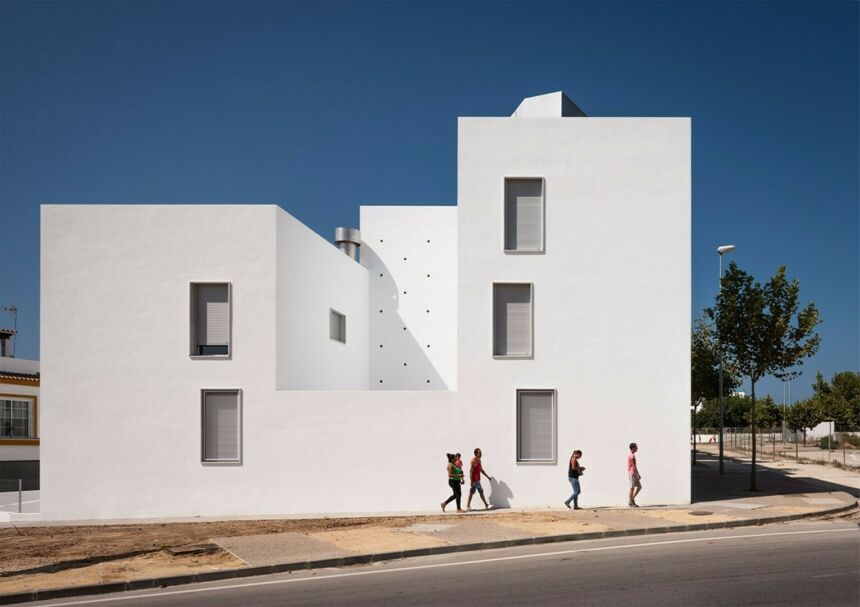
[441,452,465,513]
[564,450,585,509]
[467,448,493,510]
[627,442,642,507]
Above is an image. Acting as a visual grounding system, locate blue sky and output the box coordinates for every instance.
[1,1,857,402]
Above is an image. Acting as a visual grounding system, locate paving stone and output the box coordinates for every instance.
[212,532,352,566]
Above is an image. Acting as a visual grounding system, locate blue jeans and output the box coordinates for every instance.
[566,476,581,507]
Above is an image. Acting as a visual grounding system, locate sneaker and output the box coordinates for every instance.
[564,501,571,509]
[629,502,639,508]
[573,506,582,510]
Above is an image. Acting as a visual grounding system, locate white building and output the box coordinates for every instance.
[41,92,690,520]
[0,352,40,491]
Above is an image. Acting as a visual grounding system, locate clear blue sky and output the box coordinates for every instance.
[1,1,857,402]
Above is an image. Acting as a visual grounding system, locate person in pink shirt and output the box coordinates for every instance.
[627,442,642,507]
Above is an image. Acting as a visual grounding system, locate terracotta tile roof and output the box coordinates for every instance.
[0,371,40,383]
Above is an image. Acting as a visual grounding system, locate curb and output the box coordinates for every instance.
[1,500,856,605]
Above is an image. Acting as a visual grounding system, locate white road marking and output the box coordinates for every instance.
[36,527,858,606]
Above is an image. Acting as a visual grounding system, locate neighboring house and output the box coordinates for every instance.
[41,92,691,520]
[0,348,40,492]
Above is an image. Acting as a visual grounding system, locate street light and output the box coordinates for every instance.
[717,244,735,475]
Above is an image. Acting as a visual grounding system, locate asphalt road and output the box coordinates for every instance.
[32,521,859,607]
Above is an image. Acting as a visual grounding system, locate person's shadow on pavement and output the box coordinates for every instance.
[488,478,514,509]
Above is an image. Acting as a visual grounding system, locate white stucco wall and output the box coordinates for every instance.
[457,116,691,507]
[276,210,369,390]
[360,206,457,390]
[39,105,691,520]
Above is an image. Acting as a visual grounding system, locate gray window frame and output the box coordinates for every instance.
[190,282,232,359]
[329,308,346,344]
[492,282,534,359]
[200,389,242,465]
[503,177,546,254]
[516,389,557,464]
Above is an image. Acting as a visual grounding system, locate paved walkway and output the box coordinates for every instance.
[210,450,857,567]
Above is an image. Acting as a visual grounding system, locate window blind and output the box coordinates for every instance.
[196,284,229,347]
[518,390,554,461]
[203,391,239,462]
[505,179,544,251]
[494,284,532,356]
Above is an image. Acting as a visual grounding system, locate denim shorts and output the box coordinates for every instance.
[469,480,483,494]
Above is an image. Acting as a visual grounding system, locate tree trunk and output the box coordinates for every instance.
[795,435,798,460]
[692,406,697,466]
[843,430,847,465]
[750,381,757,491]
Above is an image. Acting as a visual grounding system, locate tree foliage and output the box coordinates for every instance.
[812,371,860,429]
[708,262,821,490]
[784,398,824,444]
[691,315,739,407]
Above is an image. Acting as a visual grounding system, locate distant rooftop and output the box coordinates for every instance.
[511,91,586,118]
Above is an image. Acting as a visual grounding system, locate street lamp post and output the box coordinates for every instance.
[716,244,735,475]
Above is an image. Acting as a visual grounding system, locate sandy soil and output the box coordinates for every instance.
[0,550,244,595]
[310,527,451,553]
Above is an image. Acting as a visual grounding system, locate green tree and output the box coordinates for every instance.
[691,316,739,463]
[812,371,860,464]
[709,262,821,491]
[785,398,824,456]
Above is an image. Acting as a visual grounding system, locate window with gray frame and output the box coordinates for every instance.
[504,178,544,252]
[517,390,555,462]
[202,390,241,463]
[330,309,346,343]
[493,283,533,357]
[0,398,35,439]
[190,283,230,356]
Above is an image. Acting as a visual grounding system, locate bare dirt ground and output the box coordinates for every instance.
[0,506,830,595]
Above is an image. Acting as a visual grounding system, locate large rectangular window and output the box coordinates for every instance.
[202,390,241,463]
[517,390,555,462]
[191,283,231,357]
[493,283,533,357]
[0,397,35,439]
[504,178,544,252]
[330,309,346,344]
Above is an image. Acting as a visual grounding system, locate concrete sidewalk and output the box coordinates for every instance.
[211,451,857,567]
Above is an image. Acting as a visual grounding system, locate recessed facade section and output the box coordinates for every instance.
[516,389,555,463]
[190,283,230,357]
[329,309,346,344]
[201,389,241,464]
[493,283,533,357]
[504,178,544,252]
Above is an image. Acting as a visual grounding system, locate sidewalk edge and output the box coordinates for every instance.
[1,500,856,606]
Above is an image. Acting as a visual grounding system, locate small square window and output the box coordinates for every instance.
[330,309,346,344]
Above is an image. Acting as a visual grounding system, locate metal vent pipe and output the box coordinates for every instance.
[334,227,361,261]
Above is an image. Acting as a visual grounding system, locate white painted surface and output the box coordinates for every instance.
[457,116,691,507]
[0,445,39,461]
[511,91,586,118]
[276,210,369,390]
[360,206,457,390]
[0,358,39,375]
[40,97,691,519]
